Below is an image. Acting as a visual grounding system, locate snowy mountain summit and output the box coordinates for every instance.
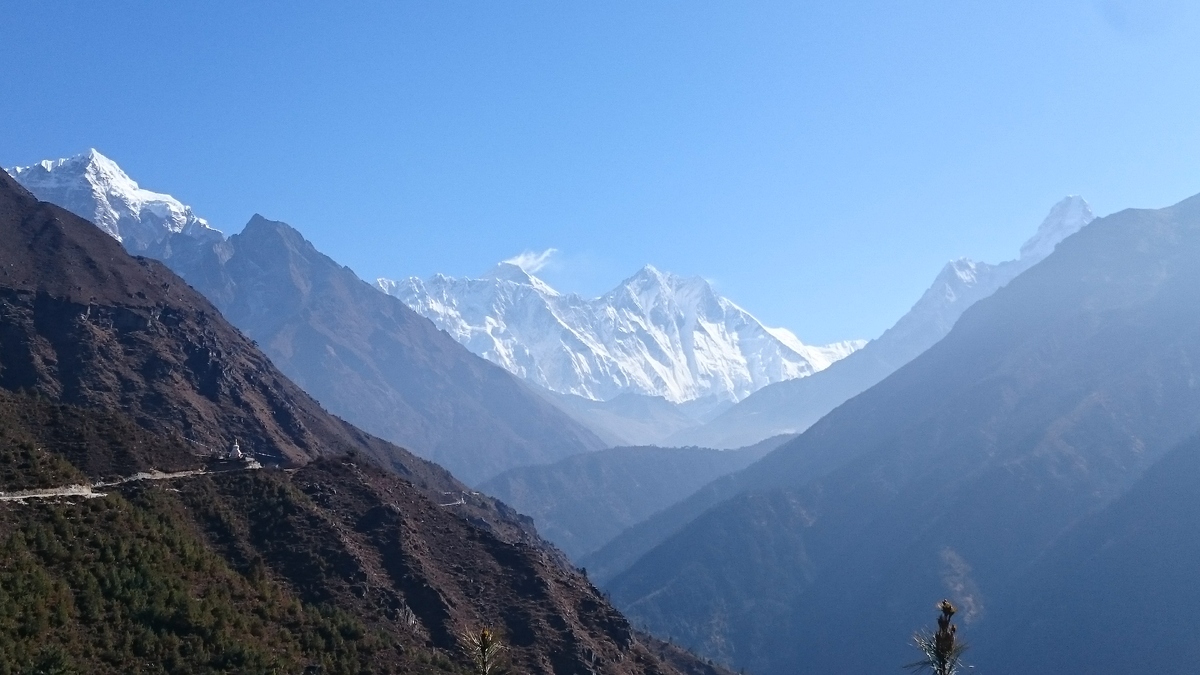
[911,195,1094,330]
[379,263,864,404]
[7,149,222,253]
[864,195,1095,368]
[667,195,1097,449]
[1019,195,1093,262]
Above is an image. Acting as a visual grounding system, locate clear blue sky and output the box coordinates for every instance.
[4,1,1200,343]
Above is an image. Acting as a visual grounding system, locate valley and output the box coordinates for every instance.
[4,10,1197,671]
[8,146,1189,675]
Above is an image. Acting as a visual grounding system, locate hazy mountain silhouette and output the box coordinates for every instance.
[974,431,1200,673]
[669,196,1094,449]
[601,193,1200,674]
[480,435,795,560]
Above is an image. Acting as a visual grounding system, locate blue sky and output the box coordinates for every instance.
[4,1,1200,343]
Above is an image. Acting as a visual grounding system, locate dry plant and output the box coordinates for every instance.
[905,599,967,675]
[461,625,509,675]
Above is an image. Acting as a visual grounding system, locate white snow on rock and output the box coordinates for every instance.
[667,195,1098,449]
[379,263,864,404]
[7,149,223,252]
[887,196,1095,353]
[1019,195,1093,262]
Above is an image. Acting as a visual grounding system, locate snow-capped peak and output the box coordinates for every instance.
[6,149,222,252]
[886,196,1097,349]
[1019,195,1094,262]
[482,261,560,296]
[378,261,864,403]
[631,263,665,281]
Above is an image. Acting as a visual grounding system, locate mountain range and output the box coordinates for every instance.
[598,191,1200,674]
[578,196,1095,583]
[378,262,863,405]
[667,195,1095,448]
[7,150,606,484]
[0,161,723,675]
[15,144,1193,674]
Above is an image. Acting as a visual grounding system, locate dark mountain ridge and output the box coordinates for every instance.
[0,174,330,467]
[148,214,606,485]
[0,170,720,674]
[603,193,1200,674]
[0,169,548,545]
[8,152,607,485]
[973,431,1200,673]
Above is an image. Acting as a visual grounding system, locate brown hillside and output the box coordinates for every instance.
[0,169,722,675]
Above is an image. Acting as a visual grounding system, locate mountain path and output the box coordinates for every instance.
[0,459,263,503]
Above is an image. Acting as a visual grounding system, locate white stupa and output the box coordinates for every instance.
[227,439,244,460]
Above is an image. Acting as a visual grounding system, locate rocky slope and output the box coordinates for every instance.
[669,196,1095,448]
[167,214,606,484]
[0,168,346,467]
[0,386,729,675]
[379,263,863,405]
[8,151,607,484]
[0,167,723,675]
[602,192,1200,674]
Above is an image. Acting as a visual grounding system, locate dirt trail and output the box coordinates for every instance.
[0,459,262,503]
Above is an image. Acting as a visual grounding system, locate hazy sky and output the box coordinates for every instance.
[4,1,1200,343]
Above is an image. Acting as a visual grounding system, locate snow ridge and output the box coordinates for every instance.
[7,149,223,252]
[379,263,864,404]
[891,196,1094,347]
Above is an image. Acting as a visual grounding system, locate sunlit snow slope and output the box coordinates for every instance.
[379,264,863,404]
[8,149,222,252]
